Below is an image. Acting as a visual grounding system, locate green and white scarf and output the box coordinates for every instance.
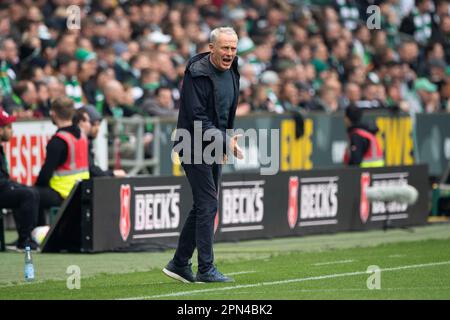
[64,76,83,108]
[412,8,432,45]
[0,60,12,96]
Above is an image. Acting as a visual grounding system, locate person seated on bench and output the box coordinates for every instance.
[0,108,40,250]
[72,106,126,177]
[35,97,90,226]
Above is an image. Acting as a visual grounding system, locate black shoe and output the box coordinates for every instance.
[162,260,196,283]
[196,267,234,283]
[16,238,39,251]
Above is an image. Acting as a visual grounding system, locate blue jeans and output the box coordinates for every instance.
[173,163,222,273]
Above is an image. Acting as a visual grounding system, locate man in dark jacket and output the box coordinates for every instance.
[0,108,40,250]
[163,27,243,283]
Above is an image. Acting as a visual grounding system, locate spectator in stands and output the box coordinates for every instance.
[102,79,136,118]
[139,68,161,100]
[334,0,360,31]
[296,81,316,111]
[340,82,362,109]
[343,105,385,167]
[408,77,441,113]
[35,97,90,225]
[75,47,98,106]
[139,86,177,118]
[431,15,450,63]
[400,0,434,46]
[56,54,83,109]
[258,70,284,113]
[46,76,66,101]
[280,82,301,112]
[35,81,51,118]
[73,105,126,178]
[312,79,341,112]
[0,108,40,250]
[2,80,38,119]
[0,38,19,97]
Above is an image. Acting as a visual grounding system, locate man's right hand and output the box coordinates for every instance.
[229,134,244,160]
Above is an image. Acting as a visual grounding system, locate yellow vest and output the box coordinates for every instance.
[49,131,90,199]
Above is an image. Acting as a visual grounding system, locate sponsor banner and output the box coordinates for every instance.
[159,111,418,175]
[217,180,265,240]
[414,113,450,177]
[1,120,109,186]
[350,166,429,230]
[91,176,192,251]
[159,112,448,178]
[2,121,55,186]
[87,165,428,252]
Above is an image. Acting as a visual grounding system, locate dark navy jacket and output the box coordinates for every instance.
[174,52,240,160]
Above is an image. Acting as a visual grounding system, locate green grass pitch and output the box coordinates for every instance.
[1,223,450,300]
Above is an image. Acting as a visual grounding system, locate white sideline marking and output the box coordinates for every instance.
[388,254,406,258]
[226,271,256,276]
[118,260,450,300]
[313,260,354,266]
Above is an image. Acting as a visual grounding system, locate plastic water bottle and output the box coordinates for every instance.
[24,246,35,282]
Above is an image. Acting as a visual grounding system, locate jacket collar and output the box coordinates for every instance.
[187,52,239,78]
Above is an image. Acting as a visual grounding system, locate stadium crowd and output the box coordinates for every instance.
[0,0,449,122]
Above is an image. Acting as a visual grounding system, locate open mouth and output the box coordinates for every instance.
[223,57,232,64]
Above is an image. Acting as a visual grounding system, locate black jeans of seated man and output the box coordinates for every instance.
[0,181,39,243]
[173,162,222,274]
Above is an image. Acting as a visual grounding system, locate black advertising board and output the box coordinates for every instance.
[90,175,193,252]
[42,165,429,252]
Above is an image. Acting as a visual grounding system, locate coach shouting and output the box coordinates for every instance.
[163,27,243,283]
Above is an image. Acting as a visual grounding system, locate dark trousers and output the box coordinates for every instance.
[36,187,63,226]
[173,163,222,274]
[0,181,39,242]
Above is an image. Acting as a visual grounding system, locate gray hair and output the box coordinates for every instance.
[209,27,238,44]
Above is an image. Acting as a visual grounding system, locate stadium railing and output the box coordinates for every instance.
[106,116,161,175]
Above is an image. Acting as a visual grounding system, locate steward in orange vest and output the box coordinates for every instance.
[35,97,90,226]
[49,130,89,198]
[343,106,385,167]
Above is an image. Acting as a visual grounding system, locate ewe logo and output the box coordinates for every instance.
[298,176,339,227]
[119,184,131,241]
[133,185,181,239]
[220,180,264,233]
